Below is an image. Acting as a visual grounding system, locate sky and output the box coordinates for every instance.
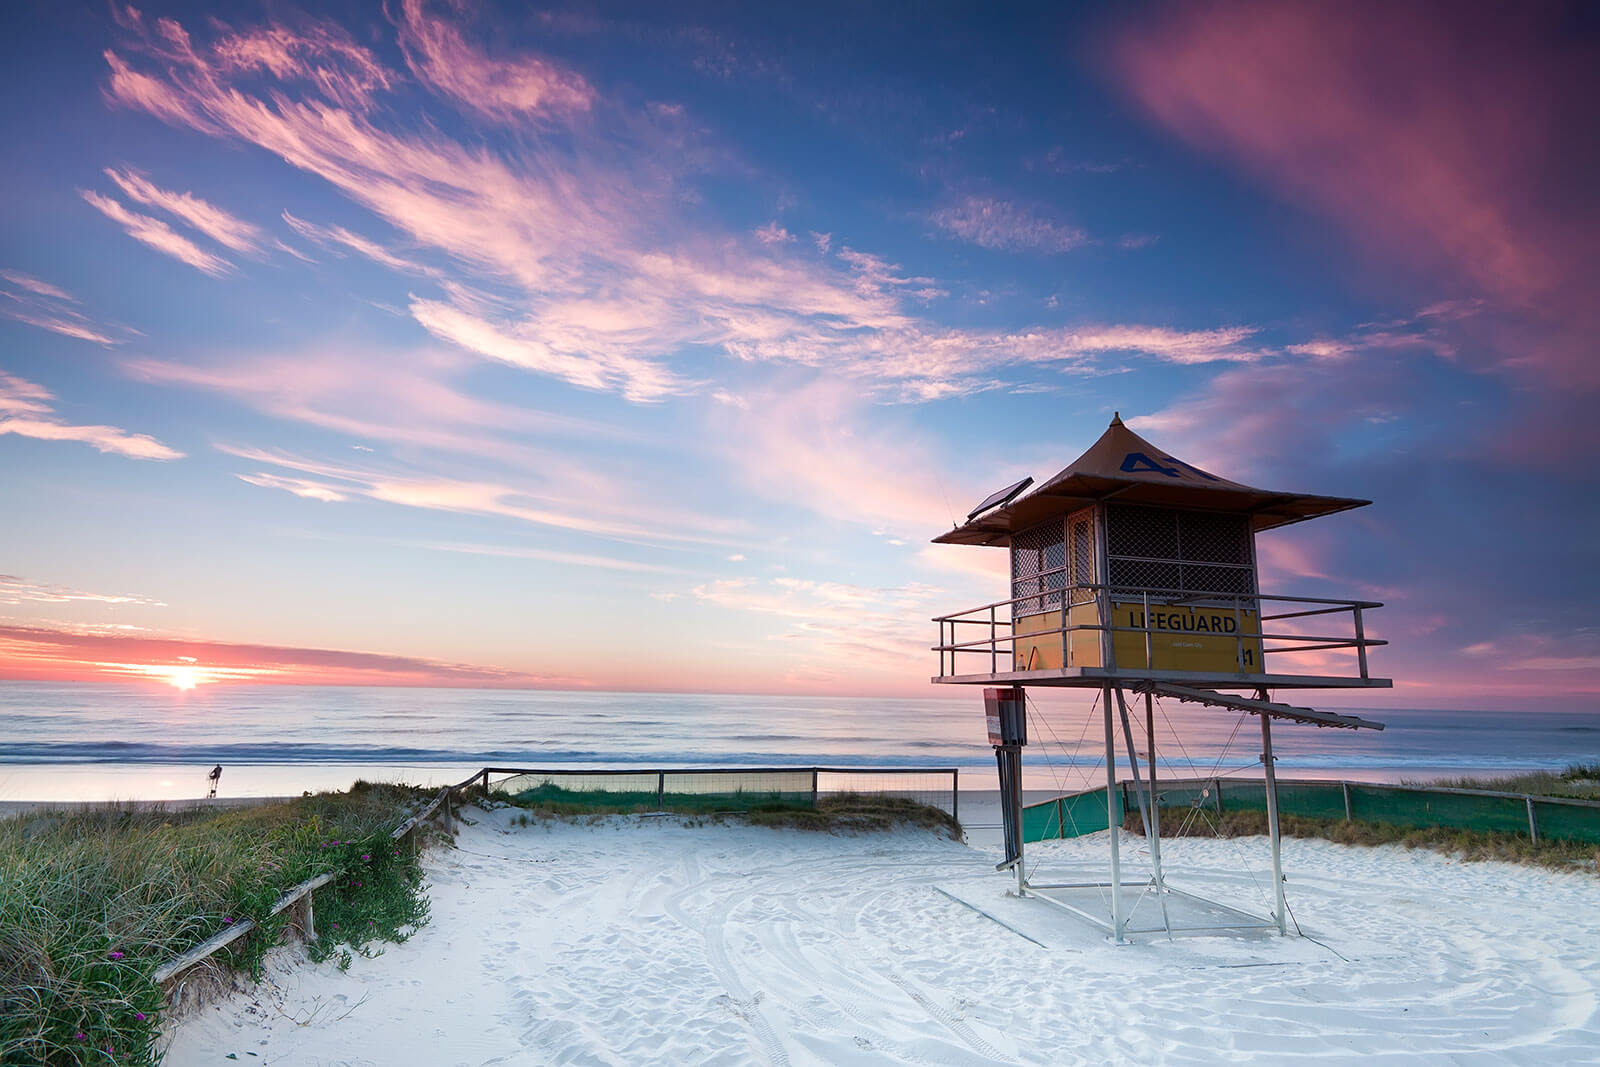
[0,0,1595,708]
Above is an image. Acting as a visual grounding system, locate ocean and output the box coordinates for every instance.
[1,682,1596,802]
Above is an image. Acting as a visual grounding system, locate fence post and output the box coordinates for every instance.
[1526,795,1539,844]
[811,768,819,810]
[951,768,959,825]
[657,771,665,810]
[1342,781,1352,822]
[1213,777,1224,815]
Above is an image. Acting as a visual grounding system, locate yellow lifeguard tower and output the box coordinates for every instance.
[933,414,1389,940]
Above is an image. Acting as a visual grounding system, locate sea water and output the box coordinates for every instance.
[0,682,1596,801]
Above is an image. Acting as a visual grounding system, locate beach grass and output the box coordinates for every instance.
[1402,763,1600,801]
[1125,809,1600,874]
[497,785,962,837]
[0,782,433,1067]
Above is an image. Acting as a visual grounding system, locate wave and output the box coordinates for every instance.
[0,741,982,769]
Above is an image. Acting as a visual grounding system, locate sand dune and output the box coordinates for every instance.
[163,805,1600,1064]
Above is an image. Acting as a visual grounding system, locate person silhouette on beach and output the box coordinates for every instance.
[207,764,222,798]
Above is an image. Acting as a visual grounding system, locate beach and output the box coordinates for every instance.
[161,802,1600,1065]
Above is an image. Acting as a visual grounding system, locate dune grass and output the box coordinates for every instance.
[1125,808,1600,874]
[497,785,962,838]
[1403,763,1600,801]
[0,782,433,1067]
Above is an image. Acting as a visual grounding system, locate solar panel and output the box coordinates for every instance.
[966,476,1033,521]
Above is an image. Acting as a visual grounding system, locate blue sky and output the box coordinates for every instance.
[0,0,1594,707]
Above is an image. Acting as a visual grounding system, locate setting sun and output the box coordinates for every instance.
[166,667,199,690]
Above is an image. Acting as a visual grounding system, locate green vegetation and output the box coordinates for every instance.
[498,786,961,838]
[1124,808,1600,874]
[1405,763,1600,802]
[0,782,433,1067]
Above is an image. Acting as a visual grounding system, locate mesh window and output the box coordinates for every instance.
[1070,515,1096,604]
[1105,504,1255,598]
[1011,519,1065,617]
[1179,511,1253,564]
[1106,506,1178,558]
[1108,557,1181,592]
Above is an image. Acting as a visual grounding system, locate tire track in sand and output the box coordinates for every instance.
[664,851,792,1067]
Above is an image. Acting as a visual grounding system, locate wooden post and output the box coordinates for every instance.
[951,768,959,826]
[1342,781,1352,822]
[657,771,665,810]
[811,768,819,810]
[1526,796,1539,844]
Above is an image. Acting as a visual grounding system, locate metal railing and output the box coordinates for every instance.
[933,584,1385,681]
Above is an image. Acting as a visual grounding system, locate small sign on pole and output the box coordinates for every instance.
[985,687,1027,747]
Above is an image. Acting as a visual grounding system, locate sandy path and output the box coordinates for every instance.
[163,806,1600,1065]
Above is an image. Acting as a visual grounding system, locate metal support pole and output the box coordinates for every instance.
[952,768,960,827]
[1116,689,1171,937]
[1145,692,1167,906]
[991,604,998,675]
[1143,590,1153,673]
[1526,796,1539,844]
[1259,709,1287,935]
[1104,686,1124,942]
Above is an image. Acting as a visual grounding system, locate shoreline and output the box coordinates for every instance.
[0,759,1571,807]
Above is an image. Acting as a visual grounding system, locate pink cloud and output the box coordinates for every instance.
[105,168,261,252]
[0,272,119,345]
[0,370,181,460]
[1114,2,1599,387]
[281,211,428,274]
[0,271,75,303]
[0,622,578,688]
[81,190,232,276]
[395,0,595,122]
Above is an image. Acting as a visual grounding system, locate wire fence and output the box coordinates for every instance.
[481,766,961,821]
[1023,777,1600,846]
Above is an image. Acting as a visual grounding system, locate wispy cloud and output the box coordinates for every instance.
[220,444,741,548]
[101,7,1260,406]
[930,195,1089,253]
[0,574,166,607]
[104,168,261,252]
[0,370,182,460]
[80,190,232,276]
[281,211,427,274]
[0,272,118,345]
[0,621,578,687]
[0,271,75,303]
[395,0,594,123]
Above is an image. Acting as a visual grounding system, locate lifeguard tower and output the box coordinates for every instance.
[932,414,1389,941]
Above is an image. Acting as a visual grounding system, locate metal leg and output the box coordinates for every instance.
[1104,686,1124,942]
[1145,691,1170,936]
[1116,689,1170,938]
[1259,706,1287,935]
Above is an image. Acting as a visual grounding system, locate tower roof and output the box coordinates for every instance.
[933,414,1369,546]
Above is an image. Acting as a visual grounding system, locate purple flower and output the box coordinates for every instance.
[75,1032,86,1042]
[108,950,124,960]
[332,840,340,845]
[135,1012,147,1022]
[222,917,235,925]
[331,921,339,928]
[362,853,370,861]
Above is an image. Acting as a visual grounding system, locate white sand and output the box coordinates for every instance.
[163,805,1600,1065]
